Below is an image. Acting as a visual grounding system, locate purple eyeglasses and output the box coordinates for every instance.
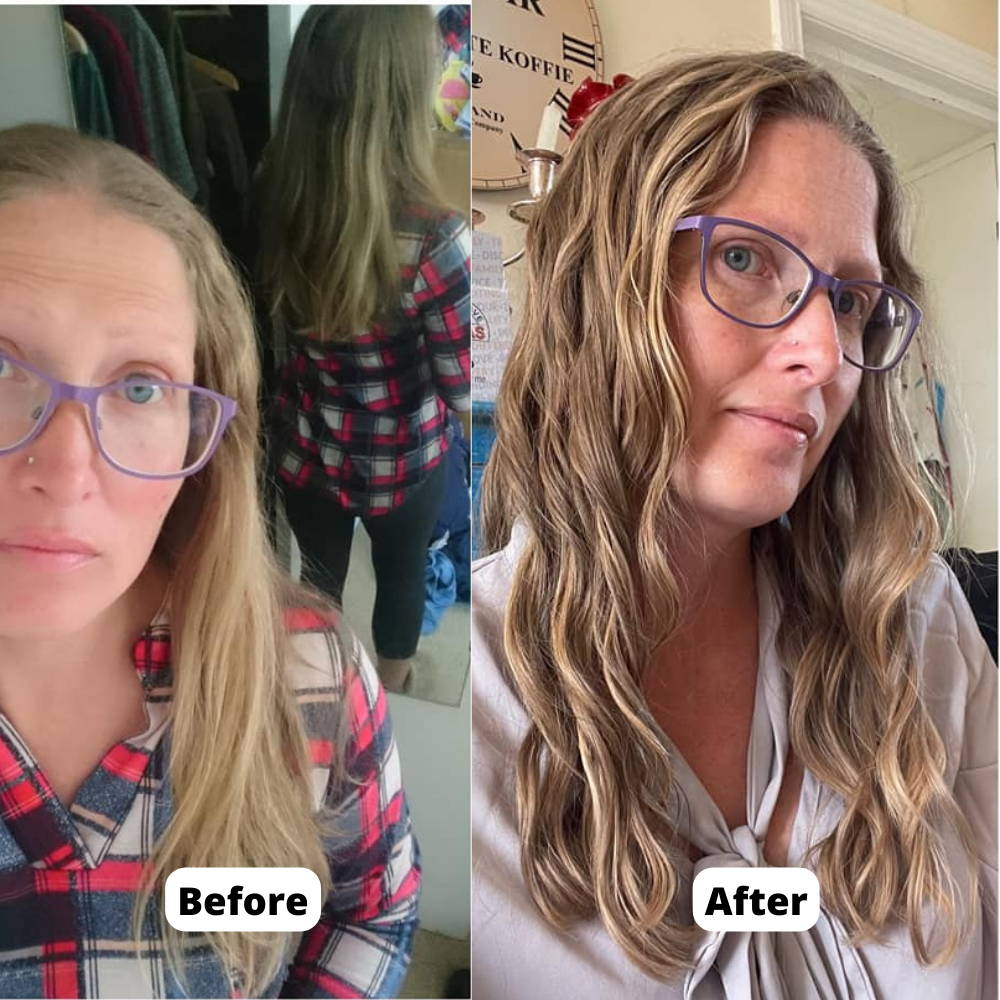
[0,353,237,479]
[673,215,920,372]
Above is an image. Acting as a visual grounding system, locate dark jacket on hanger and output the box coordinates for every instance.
[66,48,114,141]
[102,6,197,198]
[136,5,210,208]
[189,61,250,265]
[63,6,149,158]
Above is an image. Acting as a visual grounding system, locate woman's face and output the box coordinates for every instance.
[670,118,878,538]
[0,190,195,636]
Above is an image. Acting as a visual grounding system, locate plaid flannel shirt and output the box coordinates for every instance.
[273,204,471,517]
[0,609,419,998]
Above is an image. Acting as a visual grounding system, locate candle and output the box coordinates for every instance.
[534,102,562,152]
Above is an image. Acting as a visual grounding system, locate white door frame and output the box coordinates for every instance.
[771,0,997,126]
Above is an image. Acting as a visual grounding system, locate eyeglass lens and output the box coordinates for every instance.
[703,223,913,369]
[0,358,221,475]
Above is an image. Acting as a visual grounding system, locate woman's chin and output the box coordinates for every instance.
[694,491,799,537]
[0,593,112,639]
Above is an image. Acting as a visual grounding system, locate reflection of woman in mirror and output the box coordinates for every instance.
[473,53,996,998]
[0,125,418,998]
[257,5,471,695]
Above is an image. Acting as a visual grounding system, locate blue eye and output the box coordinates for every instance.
[724,246,756,272]
[835,290,858,316]
[122,381,163,404]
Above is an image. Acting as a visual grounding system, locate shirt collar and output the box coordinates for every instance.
[130,596,173,701]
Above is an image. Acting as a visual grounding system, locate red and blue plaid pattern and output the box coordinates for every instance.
[272,204,471,516]
[0,609,419,998]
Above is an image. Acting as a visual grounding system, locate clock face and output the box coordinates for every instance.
[472,0,603,191]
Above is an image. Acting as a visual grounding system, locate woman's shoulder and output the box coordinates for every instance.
[907,553,991,664]
[398,200,467,237]
[283,606,348,693]
[397,201,468,261]
[472,523,529,644]
[281,608,387,790]
[472,529,533,744]
[907,553,996,773]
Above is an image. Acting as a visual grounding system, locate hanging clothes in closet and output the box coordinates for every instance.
[99,6,197,199]
[171,4,263,271]
[62,21,114,142]
[62,5,258,274]
[188,58,250,267]
[61,5,204,204]
[135,6,210,208]
[63,6,150,158]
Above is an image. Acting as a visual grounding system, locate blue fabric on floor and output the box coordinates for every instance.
[426,416,471,621]
[422,546,458,635]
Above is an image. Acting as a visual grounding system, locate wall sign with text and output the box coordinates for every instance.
[472,0,603,190]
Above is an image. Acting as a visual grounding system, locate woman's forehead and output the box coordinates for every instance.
[708,118,881,272]
[0,191,197,374]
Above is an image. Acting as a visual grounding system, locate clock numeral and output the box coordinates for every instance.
[511,133,527,171]
[506,0,544,14]
[550,89,573,137]
[562,33,597,70]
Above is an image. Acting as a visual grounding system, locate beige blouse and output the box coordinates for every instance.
[472,525,997,999]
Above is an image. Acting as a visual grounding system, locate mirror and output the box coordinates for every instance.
[268,5,471,709]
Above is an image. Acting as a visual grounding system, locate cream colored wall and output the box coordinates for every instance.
[866,0,996,55]
[907,141,998,550]
[0,7,74,131]
[472,0,772,313]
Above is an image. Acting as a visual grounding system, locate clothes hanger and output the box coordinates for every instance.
[62,20,88,56]
[187,53,239,92]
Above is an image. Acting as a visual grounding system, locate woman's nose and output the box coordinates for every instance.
[17,401,101,503]
[775,287,845,384]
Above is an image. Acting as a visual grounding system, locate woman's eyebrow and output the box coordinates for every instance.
[834,256,885,281]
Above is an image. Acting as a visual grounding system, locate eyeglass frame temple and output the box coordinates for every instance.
[0,353,238,479]
[672,214,921,372]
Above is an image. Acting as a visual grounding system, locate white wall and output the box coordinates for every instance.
[867,0,996,55]
[0,6,74,131]
[907,139,998,550]
[388,679,470,937]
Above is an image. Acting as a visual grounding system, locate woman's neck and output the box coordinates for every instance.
[0,559,169,703]
[669,524,756,633]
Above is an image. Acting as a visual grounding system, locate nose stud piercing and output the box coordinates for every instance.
[26,456,35,465]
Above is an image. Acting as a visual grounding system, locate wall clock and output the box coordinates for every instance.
[472,0,603,191]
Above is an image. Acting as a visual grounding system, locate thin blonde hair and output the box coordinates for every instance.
[257,4,443,341]
[481,51,978,979]
[0,123,349,996]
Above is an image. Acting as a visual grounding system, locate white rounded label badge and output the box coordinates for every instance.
[165,868,322,932]
[692,867,820,932]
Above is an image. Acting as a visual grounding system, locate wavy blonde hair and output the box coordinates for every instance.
[256,4,443,341]
[0,124,348,995]
[481,51,978,979]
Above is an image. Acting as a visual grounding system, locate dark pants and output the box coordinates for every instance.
[281,460,448,659]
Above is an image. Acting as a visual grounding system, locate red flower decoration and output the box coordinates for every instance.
[565,73,635,138]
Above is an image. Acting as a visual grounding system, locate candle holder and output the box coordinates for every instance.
[502,147,563,266]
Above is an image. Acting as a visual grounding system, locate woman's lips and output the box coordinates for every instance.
[0,534,98,569]
[729,410,813,447]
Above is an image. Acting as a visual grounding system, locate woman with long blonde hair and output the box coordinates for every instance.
[0,123,418,998]
[257,5,471,694]
[473,52,996,998]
